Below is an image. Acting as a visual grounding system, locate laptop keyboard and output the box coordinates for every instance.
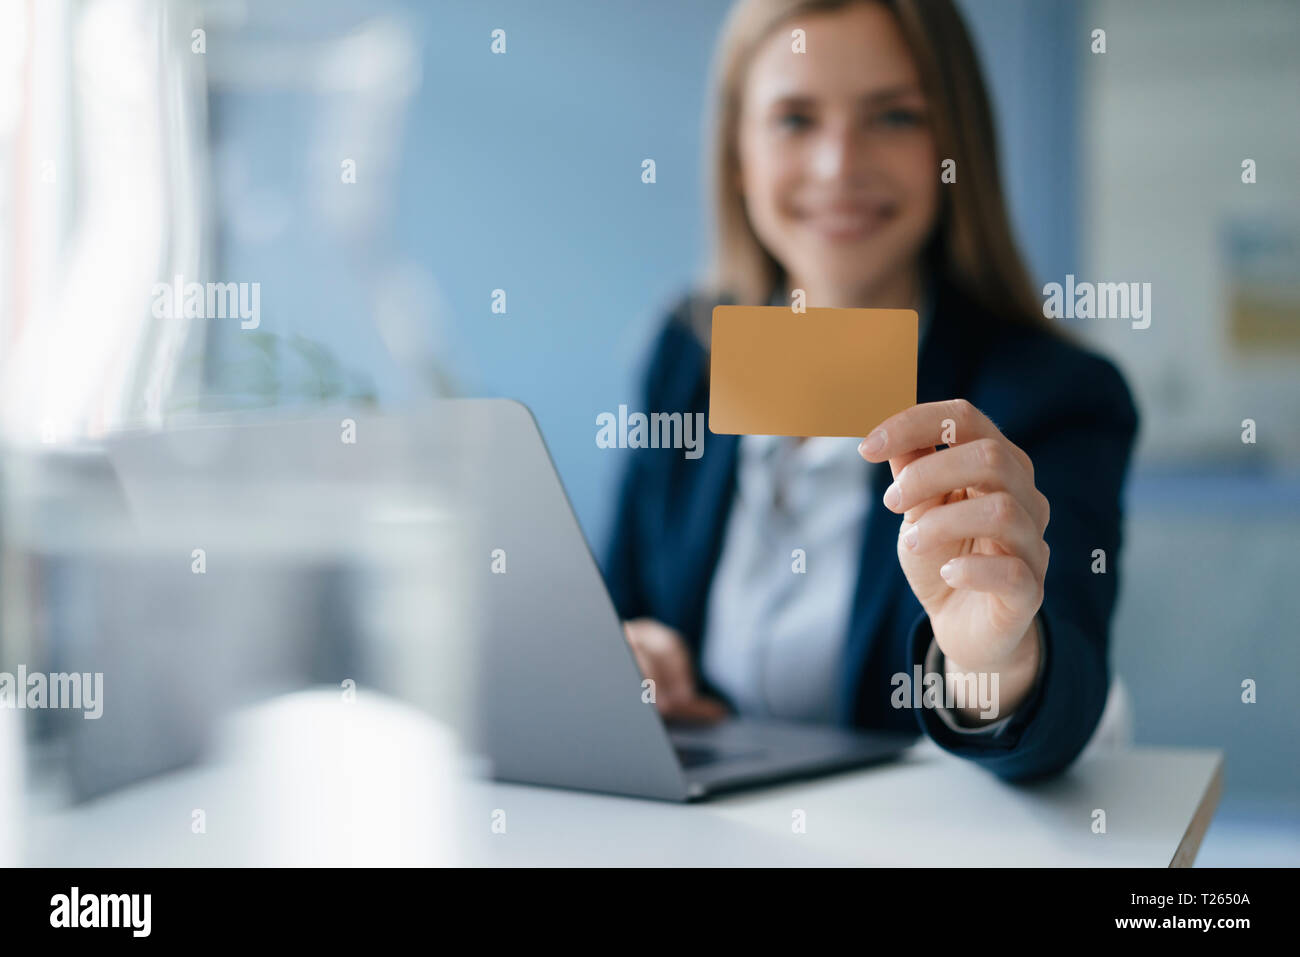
[673,743,764,769]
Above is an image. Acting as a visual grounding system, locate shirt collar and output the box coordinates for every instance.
[739,433,865,477]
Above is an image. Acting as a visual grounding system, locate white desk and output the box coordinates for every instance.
[460,745,1222,867]
[20,694,1222,867]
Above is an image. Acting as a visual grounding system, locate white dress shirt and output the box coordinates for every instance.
[700,433,870,722]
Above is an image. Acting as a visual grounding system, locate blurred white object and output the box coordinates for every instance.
[25,688,466,866]
[0,0,210,445]
[221,688,464,866]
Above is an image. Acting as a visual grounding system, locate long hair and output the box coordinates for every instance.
[691,0,1049,337]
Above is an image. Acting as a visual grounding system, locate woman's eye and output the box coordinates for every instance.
[777,112,812,132]
[872,108,923,129]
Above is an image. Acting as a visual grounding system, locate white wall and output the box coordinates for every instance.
[1081,0,1300,465]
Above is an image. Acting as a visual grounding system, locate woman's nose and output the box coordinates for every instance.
[810,124,864,182]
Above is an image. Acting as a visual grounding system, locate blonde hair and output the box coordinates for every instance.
[692,0,1048,335]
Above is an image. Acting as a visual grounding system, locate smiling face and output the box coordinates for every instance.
[736,1,939,308]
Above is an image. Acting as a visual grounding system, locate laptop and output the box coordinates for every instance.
[456,398,913,801]
[100,401,913,802]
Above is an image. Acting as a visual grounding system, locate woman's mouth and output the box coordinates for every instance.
[799,204,893,242]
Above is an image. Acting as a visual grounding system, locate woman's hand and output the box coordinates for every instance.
[859,399,1048,722]
[622,618,729,724]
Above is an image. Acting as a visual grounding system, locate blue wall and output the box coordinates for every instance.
[392,0,727,548]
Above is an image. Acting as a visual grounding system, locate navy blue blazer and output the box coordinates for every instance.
[601,279,1139,781]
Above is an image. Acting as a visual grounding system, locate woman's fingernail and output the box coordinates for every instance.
[859,429,886,456]
[902,525,919,549]
[883,482,901,510]
[939,560,957,582]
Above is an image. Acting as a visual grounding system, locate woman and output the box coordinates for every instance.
[604,0,1138,781]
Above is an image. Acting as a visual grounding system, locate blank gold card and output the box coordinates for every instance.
[709,305,918,436]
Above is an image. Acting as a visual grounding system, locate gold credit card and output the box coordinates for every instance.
[708,305,918,436]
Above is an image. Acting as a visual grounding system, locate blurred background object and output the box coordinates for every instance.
[0,0,1296,864]
[3,408,478,864]
[0,0,211,443]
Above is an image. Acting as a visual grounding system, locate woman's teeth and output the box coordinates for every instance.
[805,207,886,238]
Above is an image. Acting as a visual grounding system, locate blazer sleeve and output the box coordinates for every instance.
[908,343,1140,781]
